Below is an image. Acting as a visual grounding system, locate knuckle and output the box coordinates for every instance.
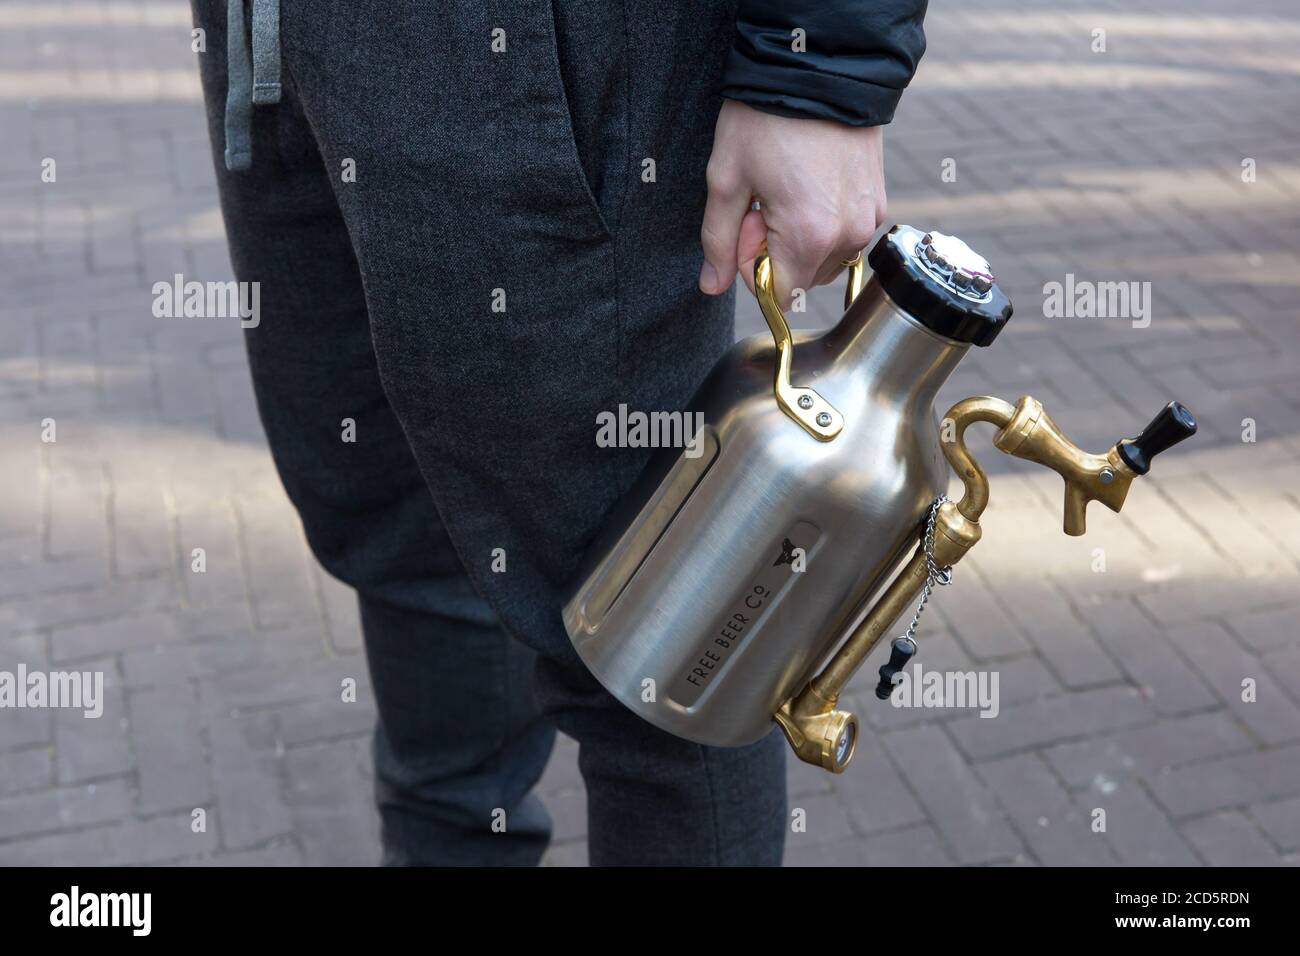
[844,219,878,252]
[705,160,740,195]
[842,197,886,251]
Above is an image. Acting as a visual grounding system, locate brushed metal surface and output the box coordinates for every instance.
[563,279,971,746]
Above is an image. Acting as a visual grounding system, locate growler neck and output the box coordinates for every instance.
[822,281,970,406]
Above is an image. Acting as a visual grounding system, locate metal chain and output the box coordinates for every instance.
[900,495,954,648]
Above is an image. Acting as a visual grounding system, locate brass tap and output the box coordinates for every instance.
[776,395,1197,772]
[987,396,1134,535]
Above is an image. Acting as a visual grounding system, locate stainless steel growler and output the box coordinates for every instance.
[564,224,1197,773]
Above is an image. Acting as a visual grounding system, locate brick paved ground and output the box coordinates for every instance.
[1,0,1297,866]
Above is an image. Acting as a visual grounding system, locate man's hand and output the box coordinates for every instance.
[699,99,887,307]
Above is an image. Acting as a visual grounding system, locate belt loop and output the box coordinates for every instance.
[223,0,253,170]
[251,0,282,105]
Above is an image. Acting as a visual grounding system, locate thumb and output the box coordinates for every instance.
[698,173,751,295]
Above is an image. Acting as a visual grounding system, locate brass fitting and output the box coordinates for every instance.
[773,702,858,774]
[775,498,981,773]
[776,393,1182,772]
[989,396,1137,535]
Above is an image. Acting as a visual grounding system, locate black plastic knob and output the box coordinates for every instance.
[876,637,917,700]
[1116,401,1197,475]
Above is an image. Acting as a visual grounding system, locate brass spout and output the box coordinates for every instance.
[777,393,1169,772]
[940,396,1016,522]
[939,394,1140,535]
[986,396,1137,536]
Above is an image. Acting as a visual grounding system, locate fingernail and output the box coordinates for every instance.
[699,262,719,294]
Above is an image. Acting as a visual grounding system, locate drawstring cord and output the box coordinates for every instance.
[223,0,281,171]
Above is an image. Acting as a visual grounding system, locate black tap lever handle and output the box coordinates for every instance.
[875,637,917,700]
[1116,401,1197,475]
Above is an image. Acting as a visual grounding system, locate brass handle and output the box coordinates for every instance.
[752,251,865,442]
[842,250,866,312]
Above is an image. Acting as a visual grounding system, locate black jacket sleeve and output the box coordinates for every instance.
[720,1,928,127]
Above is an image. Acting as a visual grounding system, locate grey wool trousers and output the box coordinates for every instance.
[190,0,788,865]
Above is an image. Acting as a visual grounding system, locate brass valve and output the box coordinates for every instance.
[986,396,1128,534]
[776,395,1197,772]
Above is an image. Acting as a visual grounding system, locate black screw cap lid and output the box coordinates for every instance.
[867,225,1013,347]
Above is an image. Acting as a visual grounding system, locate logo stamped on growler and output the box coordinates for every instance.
[772,538,800,567]
[670,521,819,707]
